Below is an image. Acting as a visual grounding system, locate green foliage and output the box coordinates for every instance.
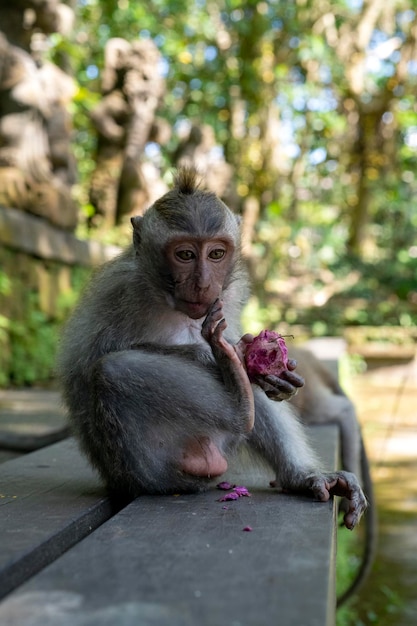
[42,0,417,338]
[336,528,363,626]
[7,300,59,386]
[0,272,12,387]
[0,264,90,388]
[64,1,417,289]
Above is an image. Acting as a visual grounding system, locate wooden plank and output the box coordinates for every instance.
[0,439,118,599]
[0,426,339,626]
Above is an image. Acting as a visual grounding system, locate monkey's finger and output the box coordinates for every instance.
[287,358,297,371]
[263,388,297,402]
[208,297,223,315]
[235,334,254,361]
[308,479,332,503]
[280,370,305,388]
[202,298,223,324]
[343,490,367,529]
[259,388,296,401]
[239,333,254,346]
[323,472,367,529]
[343,505,361,530]
[255,380,283,398]
[213,318,227,338]
[202,300,225,340]
[263,375,299,397]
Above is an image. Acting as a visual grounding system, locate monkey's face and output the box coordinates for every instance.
[164,236,235,319]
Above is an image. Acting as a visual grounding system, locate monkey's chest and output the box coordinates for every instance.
[151,314,208,348]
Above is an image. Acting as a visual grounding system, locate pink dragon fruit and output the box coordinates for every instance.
[244,330,289,382]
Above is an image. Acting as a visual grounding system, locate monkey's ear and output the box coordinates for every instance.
[131,216,143,250]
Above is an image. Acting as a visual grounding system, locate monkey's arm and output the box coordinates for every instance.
[202,299,255,432]
[249,391,367,529]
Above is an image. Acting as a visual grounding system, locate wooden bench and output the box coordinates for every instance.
[0,426,338,626]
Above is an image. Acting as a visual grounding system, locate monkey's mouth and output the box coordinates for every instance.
[179,300,210,319]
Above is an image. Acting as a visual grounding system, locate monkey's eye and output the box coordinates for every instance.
[175,250,195,261]
[209,249,226,260]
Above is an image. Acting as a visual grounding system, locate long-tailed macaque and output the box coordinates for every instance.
[57,167,367,530]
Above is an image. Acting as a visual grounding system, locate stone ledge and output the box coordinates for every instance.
[0,206,120,267]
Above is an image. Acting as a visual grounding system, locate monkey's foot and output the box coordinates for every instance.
[272,470,367,530]
[181,436,228,478]
[308,471,367,530]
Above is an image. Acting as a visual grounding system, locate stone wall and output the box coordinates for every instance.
[0,206,120,386]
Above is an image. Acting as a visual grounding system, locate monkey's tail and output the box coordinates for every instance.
[336,437,378,607]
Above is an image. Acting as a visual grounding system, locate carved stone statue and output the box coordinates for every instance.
[0,0,77,230]
[89,37,167,228]
[174,124,234,202]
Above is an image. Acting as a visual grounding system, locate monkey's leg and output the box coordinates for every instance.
[180,435,228,477]
[89,350,246,496]
[249,388,321,485]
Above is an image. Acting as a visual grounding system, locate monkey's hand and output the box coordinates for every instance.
[272,470,367,530]
[252,358,305,402]
[202,300,255,431]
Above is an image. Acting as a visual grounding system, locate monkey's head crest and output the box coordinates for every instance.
[131,164,241,250]
[173,166,203,195]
